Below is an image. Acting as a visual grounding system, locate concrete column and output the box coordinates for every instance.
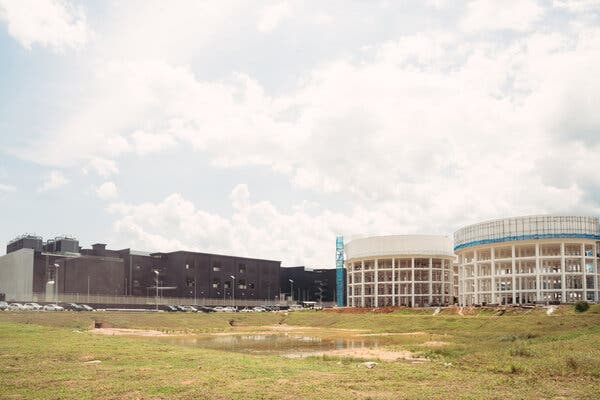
[562,243,567,303]
[428,258,433,305]
[491,247,496,304]
[347,262,356,307]
[473,250,479,305]
[581,243,586,302]
[374,259,379,308]
[511,245,517,305]
[411,257,415,307]
[535,243,541,302]
[361,260,365,307]
[391,258,395,306]
[458,255,464,306]
[440,259,446,305]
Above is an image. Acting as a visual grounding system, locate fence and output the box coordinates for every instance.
[24,292,335,308]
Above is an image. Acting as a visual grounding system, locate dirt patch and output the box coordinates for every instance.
[356,332,427,337]
[284,347,428,362]
[422,341,449,347]
[90,328,172,336]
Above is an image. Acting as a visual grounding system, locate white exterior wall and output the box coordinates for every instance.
[0,248,34,301]
[455,216,600,305]
[344,235,454,307]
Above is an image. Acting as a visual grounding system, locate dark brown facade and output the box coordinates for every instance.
[8,237,282,302]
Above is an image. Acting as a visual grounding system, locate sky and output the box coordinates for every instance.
[0,0,599,267]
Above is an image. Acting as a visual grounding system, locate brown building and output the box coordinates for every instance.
[0,234,281,304]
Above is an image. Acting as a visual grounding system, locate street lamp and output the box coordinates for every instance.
[289,279,294,303]
[54,263,60,302]
[153,270,159,311]
[230,275,235,309]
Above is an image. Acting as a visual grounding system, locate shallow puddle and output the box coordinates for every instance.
[148,332,430,360]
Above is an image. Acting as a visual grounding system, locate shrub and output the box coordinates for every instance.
[574,301,590,313]
[509,346,533,357]
[566,356,578,371]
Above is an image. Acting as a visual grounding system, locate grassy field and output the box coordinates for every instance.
[1,306,599,399]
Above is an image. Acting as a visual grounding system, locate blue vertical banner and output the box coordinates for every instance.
[336,236,344,307]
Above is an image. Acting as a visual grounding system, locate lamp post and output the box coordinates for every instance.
[54,263,60,302]
[230,275,235,309]
[154,270,159,311]
[289,279,294,303]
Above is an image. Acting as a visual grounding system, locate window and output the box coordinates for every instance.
[185,277,195,287]
[185,264,190,270]
[248,282,255,289]
[239,263,246,273]
[224,281,231,289]
[212,261,221,272]
[212,279,220,288]
[135,265,141,270]
[238,279,247,289]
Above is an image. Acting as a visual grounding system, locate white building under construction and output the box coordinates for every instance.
[454,215,600,306]
[345,235,455,307]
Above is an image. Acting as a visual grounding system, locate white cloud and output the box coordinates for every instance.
[38,170,68,192]
[131,130,177,155]
[257,1,292,33]
[0,183,16,192]
[95,181,118,200]
[7,1,600,265]
[108,185,363,266]
[460,0,544,32]
[84,157,119,177]
[552,0,600,13]
[19,18,600,259]
[0,0,90,52]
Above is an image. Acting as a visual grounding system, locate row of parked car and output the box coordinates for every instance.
[0,301,95,311]
[163,305,274,313]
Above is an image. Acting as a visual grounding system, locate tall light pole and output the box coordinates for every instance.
[289,279,294,303]
[54,263,60,302]
[230,275,235,309]
[154,270,159,311]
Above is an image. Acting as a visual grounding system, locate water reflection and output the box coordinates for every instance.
[151,333,389,356]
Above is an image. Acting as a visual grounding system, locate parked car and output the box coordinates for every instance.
[212,306,225,312]
[252,307,266,312]
[239,307,253,313]
[80,304,95,311]
[180,305,198,312]
[43,304,64,311]
[0,301,8,310]
[8,303,26,311]
[164,305,179,312]
[24,302,43,311]
[197,306,215,313]
[223,306,236,313]
[64,303,84,311]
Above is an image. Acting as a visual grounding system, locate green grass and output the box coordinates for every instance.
[0,307,599,399]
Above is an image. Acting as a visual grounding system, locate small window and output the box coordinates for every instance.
[212,279,220,288]
[185,264,190,270]
[213,266,220,272]
[248,282,255,289]
[185,277,195,287]
[212,261,221,272]
[135,265,141,270]
[239,263,246,273]
[224,281,231,289]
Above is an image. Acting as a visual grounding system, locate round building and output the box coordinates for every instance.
[345,235,454,307]
[454,215,600,306]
